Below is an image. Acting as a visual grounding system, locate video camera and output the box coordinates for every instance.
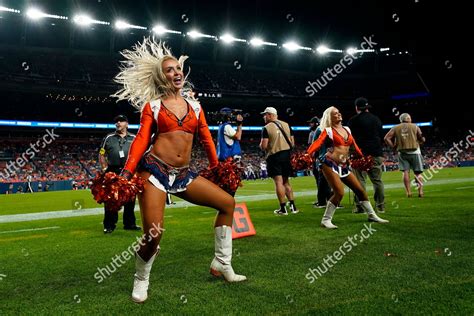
[209,107,243,124]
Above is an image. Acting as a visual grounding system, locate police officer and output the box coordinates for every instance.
[99,115,141,233]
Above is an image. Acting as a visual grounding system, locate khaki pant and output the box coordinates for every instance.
[354,156,385,209]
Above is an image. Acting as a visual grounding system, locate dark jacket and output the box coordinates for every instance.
[347,112,384,157]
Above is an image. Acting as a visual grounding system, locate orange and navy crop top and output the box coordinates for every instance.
[122,98,218,176]
[307,127,363,160]
[157,101,197,134]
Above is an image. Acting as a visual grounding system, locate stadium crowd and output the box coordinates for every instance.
[1,134,472,190]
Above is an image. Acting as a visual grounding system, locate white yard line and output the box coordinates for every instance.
[0,177,472,224]
[0,226,60,234]
[455,186,474,190]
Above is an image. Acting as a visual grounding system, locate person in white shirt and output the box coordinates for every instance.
[260,161,268,179]
[26,174,34,193]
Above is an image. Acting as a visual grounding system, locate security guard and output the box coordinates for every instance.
[99,115,141,233]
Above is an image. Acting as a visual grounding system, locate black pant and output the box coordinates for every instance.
[313,161,331,205]
[103,167,137,229]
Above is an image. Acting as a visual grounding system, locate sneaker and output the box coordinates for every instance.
[274,209,288,216]
[376,207,385,213]
[288,203,299,214]
[103,228,114,234]
[313,202,326,208]
[337,204,344,209]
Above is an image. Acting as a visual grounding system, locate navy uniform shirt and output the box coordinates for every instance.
[99,132,135,168]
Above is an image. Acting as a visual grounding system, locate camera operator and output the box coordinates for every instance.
[216,107,243,196]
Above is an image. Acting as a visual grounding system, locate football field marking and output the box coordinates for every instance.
[0,177,472,224]
[0,226,60,234]
[0,234,49,242]
[455,186,474,190]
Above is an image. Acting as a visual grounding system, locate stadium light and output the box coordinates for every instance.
[219,33,246,44]
[152,25,167,35]
[187,30,202,38]
[357,49,375,53]
[250,37,263,47]
[283,41,299,51]
[249,37,278,47]
[114,20,146,30]
[73,14,109,26]
[220,33,234,43]
[26,8,43,20]
[187,29,217,40]
[345,47,375,55]
[380,47,390,52]
[0,6,20,13]
[282,41,312,52]
[316,45,343,54]
[346,47,357,55]
[26,8,68,20]
[115,20,129,29]
[316,45,330,54]
[73,14,92,25]
[152,24,181,35]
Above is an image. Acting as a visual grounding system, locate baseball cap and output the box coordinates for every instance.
[307,116,320,124]
[260,107,278,115]
[219,107,233,115]
[113,114,128,122]
[354,97,371,110]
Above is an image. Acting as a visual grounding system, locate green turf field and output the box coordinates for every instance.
[0,168,473,315]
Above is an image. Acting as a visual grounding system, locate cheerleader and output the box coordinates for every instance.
[307,106,389,229]
[111,38,246,303]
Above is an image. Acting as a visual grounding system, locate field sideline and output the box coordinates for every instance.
[0,168,473,314]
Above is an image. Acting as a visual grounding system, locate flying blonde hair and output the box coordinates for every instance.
[111,37,193,111]
[319,106,337,129]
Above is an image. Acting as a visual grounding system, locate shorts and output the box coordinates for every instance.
[398,152,424,173]
[138,152,197,193]
[266,150,292,178]
[322,155,351,178]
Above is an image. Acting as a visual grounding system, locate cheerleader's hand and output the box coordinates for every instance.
[91,172,144,212]
[120,169,133,180]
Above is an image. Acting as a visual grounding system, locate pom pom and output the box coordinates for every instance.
[291,152,314,171]
[91,172,144,212]
[350,155,375,172]
[199,158,243,194]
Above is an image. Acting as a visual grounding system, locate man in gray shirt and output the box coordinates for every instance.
[99,115,140,233]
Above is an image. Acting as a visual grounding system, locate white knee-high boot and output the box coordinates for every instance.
[360,201,389,223]
[131,246,160,303]
[321,201,338,229]
[210,225,247,282]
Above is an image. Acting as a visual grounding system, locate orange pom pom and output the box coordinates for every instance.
[291,152,314,171]
[350,155,375,172]
[91,172,144,212]
[199,158,243,194]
